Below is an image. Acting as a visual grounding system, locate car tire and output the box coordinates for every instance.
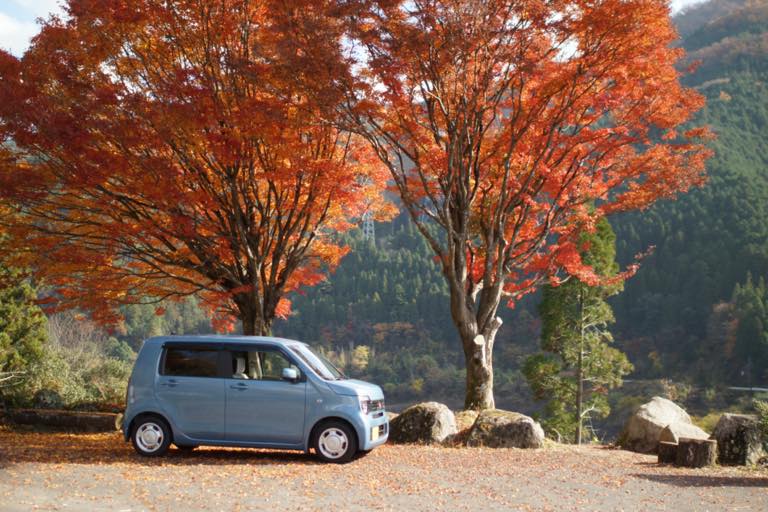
[312,420,357,464]
[353,449,372,460]
[131,415,172,457]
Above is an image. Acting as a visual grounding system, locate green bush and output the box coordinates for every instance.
[10,347,89,408]
[691,412,722,433]
[0,265,48,388]
[105,337,136,363]
[5,312,135,411]
[755,400,768,440]
[81,358,132,409]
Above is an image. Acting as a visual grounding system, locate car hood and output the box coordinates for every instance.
[326,379,384,400]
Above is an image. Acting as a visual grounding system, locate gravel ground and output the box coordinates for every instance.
[0,427,766,511]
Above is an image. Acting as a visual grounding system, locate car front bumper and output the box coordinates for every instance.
[358,410,389,451]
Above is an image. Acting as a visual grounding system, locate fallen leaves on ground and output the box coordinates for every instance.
[0,426,766,512]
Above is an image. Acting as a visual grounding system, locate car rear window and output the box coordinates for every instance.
[162,348,219,377]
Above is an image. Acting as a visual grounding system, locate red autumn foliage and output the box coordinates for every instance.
[0,0,393,335]
[335,0,713,408]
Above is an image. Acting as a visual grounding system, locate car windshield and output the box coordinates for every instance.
[289,344,346,381]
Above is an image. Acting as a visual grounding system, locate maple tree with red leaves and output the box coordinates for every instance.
[0,0,392,335]
[336,0,713,408]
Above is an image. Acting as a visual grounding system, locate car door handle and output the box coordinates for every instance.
[229,383,248,390]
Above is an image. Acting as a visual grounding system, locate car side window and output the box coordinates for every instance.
[260,350,295,381]
[229,349,299,381]
[163,348,219,377]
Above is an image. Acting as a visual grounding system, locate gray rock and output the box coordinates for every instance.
[388,402,457,444]
[454,410,480,432]
[619,396,692,453]
[441,410,481,447]
[711,413,766,466]
[659,422,709,445]
[466,409,544,449]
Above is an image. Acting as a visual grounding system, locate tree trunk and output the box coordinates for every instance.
[575,352,583,445]
[462,330,498,410]
[237,299,272,336]
[575,291,584,445]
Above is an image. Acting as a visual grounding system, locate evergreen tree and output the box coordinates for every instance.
[0,266,47,388]
[731,274,768,384]
[524,219,633,444]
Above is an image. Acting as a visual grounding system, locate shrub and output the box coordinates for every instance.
[755,400,768,440]
[692,412,722,433]
[5,312,135,411]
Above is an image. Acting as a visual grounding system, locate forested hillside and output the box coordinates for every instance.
[611,0,768,386]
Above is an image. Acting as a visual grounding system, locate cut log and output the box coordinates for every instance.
[675,437,717,468]
[658,441,678,464]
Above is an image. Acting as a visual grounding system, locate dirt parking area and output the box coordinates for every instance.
[0,427,766,511]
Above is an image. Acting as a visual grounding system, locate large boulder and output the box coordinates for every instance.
[710,413,766,465]
[659,422,709,445]
[388,402,457,444]
[442,410,481,447]
[466,409,544,449]
[454,410,480,432]
[619,396,692,453]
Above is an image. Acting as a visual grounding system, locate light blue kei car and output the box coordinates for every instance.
[123,335,388,463]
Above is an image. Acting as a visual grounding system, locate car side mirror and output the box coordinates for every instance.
[282,367,299,382]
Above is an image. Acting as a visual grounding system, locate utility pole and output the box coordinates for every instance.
[361,210,375,242]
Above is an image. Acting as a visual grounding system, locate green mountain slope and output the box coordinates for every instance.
[611,0,768,384]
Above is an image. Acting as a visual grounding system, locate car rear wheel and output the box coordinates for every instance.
[313,420,357,464]
[131,416,172,457]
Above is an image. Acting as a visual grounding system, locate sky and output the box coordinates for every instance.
[1,0,711,57]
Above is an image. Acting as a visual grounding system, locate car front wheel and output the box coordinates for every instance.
[313,420,357,463]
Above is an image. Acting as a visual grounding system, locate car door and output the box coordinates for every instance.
[155,344,226,440]
[224,346,307,445]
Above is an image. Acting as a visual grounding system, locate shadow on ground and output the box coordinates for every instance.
[0,427,322,468]
[632,473,768,488]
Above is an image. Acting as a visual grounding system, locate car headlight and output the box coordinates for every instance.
[359,395,371,414]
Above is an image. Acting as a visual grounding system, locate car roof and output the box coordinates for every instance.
[144,335,308,348]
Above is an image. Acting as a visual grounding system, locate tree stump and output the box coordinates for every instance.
[658,441,678,464]
[675,437,717,468]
